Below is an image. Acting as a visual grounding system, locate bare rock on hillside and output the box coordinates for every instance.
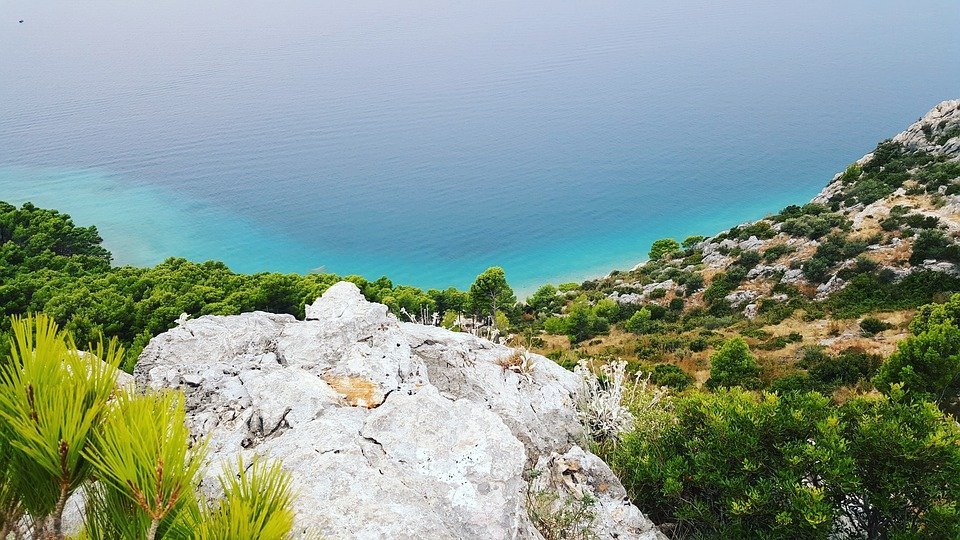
[893,99,960,155]
[136,282,664,540]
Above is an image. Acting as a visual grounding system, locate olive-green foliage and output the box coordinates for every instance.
[468,266,517,323]
[649,364,693,391]
[859,317,892,336]
[801,234,868,283]
[609,390,850,538]
[837,389,960,538]
[910,229,960,265]
[761,243,795,262]
[564,297,610,344]
[826,270,960,319]
[0,202,468,370]
[527,284,564,316]
[608,388,960,539]
[875,321,960,409]
[705,337,761,390]
[623,307,650,334]
[837,141,937,205]
[592,298,620,322]
[727,221,776,240]
[774,204,848,240]
[681,236,706,249]
[648,238,680,261]
[777,347,881,394]
[910,291,960,333]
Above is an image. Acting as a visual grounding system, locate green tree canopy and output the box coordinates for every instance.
[706,337,762,390]
[468,267,516,325]
[875,323,960,410]
[648,238,680,261]
[609,388,960,539]
[527,284,563,316]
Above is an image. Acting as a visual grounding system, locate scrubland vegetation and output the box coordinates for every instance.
[3,136,960,538]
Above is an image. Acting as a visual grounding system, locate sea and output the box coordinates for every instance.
[2,1,958,295]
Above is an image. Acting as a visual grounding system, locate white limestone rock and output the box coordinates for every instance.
[529,446,663,540]
[892,99,960,155]
[135,281,662,539]
[724,290,758,308]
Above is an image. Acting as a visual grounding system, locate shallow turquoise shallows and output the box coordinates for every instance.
[2,1,959,294]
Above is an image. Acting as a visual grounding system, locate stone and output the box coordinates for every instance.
[724,290,758,308]
[892,99,960,154]
[816,275,846,298]
[529,446,663,540]
[739,235,765,251]
[781,268,805,284]
[135,281,663,539]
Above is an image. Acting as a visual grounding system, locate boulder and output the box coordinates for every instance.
[724,289,758,308]
[136,282,664,539]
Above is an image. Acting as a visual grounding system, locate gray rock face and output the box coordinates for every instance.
[892,99,960,155]
[136,282,663,539]
[724,289,758,308]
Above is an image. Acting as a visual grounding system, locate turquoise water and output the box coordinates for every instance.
[2,2,959,294]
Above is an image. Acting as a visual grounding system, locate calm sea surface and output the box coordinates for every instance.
[2,1,959,293]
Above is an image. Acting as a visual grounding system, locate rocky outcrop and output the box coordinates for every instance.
[893,99,960,155]
[135,282,663,540]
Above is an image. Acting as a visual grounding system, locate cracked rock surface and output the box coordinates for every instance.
[135,282,663,539]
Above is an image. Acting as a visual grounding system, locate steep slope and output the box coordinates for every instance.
[537,100,960,383]
[609,99,960,311]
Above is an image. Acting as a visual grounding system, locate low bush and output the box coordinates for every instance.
[910,229,960,265]
[649,364,694,391]
[826,270,960,318]
[705,337,762,390]
[608,388,960,539]
[859,317,892,336]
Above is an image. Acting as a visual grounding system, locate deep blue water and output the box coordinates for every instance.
[2,1,959,294]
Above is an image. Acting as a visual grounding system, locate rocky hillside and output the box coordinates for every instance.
[542,101,946,355]
[607,100,960,311]
[134,282,665,539]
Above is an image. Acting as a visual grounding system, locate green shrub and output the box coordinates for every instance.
[648,238,681,261]
[859,317,892,336]
[682,236,706,249]
[826,271,960,318]
[608,388,960,539]
[762,244,795,262]
[798,347,882,392]
[649,364,694,391]
[802,235,869,283]
[874,322,960,409]
[910,229,960,265]
[624,308,654,335]
[705,337,761,390]
[609,390,847,538]
[684,274,705,293]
